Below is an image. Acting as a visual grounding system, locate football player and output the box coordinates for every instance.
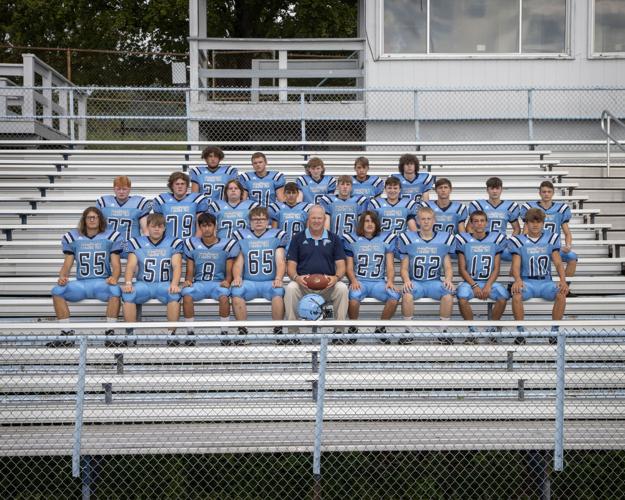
[297,157,336,204]
[391,153,435,202]
[190,145,238,200]
[268,182,313,250]
[319,175,368,238]
[422,178,467,235]
[238,151,285,206]
[367,176,418,236]
[351,156,384,199]
[207,179,259,239]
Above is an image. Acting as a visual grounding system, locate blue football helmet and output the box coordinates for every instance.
[298,294,326,321]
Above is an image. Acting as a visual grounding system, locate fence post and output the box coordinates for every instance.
[72,336,88,478]
[300,92,306,145]
[554,327,566,471]
[312,336,328,497]
[413,90,420,141]
[69,89,75,141]
[527,89,534,141]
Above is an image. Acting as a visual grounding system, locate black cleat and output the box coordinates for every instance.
[184,331,196,347]
[104,329,128,348]
[437,337,455,345]
[514,336,527,345]
[375,327,391,344]
[46,330,75,348]
[233,327,249,346]
[167,333,181,347]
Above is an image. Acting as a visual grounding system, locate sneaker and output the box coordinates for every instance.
[375,327,391,344]
[167,333,181,347]
[234,327,249,346]
[548,336,558,345]
[274,326,301,345]
[46,330,75,348]
[104,329,128,348]
[485,326,500,344]
[184,331,196,347]
[346,326,358,344]
[514,336,527,345]
[463,336,479,345]
[438,337,455,345]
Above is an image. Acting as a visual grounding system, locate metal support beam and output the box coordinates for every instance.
[554,327,566,471]
[312,337,328,480]
[72,336,88,478]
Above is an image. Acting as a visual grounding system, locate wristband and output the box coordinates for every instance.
[471,283,479,288]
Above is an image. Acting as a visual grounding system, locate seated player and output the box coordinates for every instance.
[367,176,418,236]
[238,151,285,206]
[391,153,435,203]
[319,175,368,238]
[422,178,467,235]
[343,211,400,340]
[96,175,151,257]
[181,213,238,344]
[207,179,259,239]
[190,145,239,200]
[50,207,123,347]
[230,207,288,342]
[297,157,336,205]
[122,214,184,345]
[398,207,456,344]
[351,156,384,199]
[456,210,510,342]
[509,208,569,345]
[520,180,577,279]
[269,182,313,250]
[468,177,520,260]
[153,172,209,240]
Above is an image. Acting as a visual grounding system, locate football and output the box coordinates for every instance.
[304,274,330,290]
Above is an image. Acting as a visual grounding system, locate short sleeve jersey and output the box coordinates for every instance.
[268,201,312,247]
[207,199,259,239]
[351,175,384,199]
[343,232,396,281]
[422,200,468,234]
[96,195,151,241]
[455,232,507,281]
[391,172,436,202]
[231,228,287,281]
[61,229,123,280]
[296,175,336,204]
[367,197,419,234]
[183,237,238,282]
[508,232,561,279]
[397,230,455,281]
[152,192,209,240]
[127,236,183,283]
[189,165,238,201]
[468,199,520,234]
[520,201,571,235]
[238,170,285,206]
[319,194,368,236]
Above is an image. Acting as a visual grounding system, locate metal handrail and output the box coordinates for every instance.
[600,109,625,177]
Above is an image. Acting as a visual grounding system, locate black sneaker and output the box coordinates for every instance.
[105,329,128,348]
[167,333,181,347]
[438,337,455,345]
[184,331,196,347]
[375,327,391,344]
[463,336,478,345]
[514,336,527,345]
[234,327,249,346]
[548,336,558,345]
[346,326,358,344]
[46,330,75,348]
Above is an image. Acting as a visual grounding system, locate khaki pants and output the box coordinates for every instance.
[284,280,349,333]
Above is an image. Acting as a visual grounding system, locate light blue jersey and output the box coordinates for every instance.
[343,232,396,280]
[152,192,209,239]
[320,194,368,236]
[61,228,124,280]
[207,199,259,239]
[127,236,183,284]
[96,195,151,241]
[183,237,238,282]
[422,200,467,234]
[391,172,435,202]
[367,197,419,235]
[268,201,312,247]
[508,232,561,279]
[238,170,285,206]
[520,201,571,235]
[455,232,507,281]
[351,175,384,199]
[189,164,238,200]
[397,231,455,281]
[296,175,336,204]
[468,199,520,234]
[231,228,288,282]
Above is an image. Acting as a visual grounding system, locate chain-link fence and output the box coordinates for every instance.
[2,321,625,498]
[2,84,625,147]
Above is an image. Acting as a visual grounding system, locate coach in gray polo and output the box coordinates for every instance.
[285,205,348,332]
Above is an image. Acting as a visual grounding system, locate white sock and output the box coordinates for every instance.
[219,316,230,322]
[403,316,412,321]
[219,316,230,333]
[58,318,69,323]
[440,317,450,333]
[184,317,194,333]
[106,317,117,323]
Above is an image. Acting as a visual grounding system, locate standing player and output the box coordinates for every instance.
[190,145,238,201]
[230,207,288,341]
[456,210,510,341]
[207,179,259,239]
[367,177,419,236]
[351,156,384,199]
[122,214,184,345]
[398,207,456,344]
[181,213,238,343]
[297,157,336,204]
[509,208,568,344]
[269,182,313,250]
[96,176,151,256]
[343,211,400,339]
[520,180,577,279]
[238,152,285,206]
[153,172,209,240]
[319,175,368,238]
[50,207,123,347]
[391,153,435,203]
[422,178,467,235]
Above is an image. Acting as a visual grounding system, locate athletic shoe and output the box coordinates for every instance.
[46,330,75,348]
[234,327,249,346]
[514,337,527,345]
[184,331,196,347]
[376,327,391,344]
[167,333,181,347]
[104,329,128,348]
[463,336,478,345]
